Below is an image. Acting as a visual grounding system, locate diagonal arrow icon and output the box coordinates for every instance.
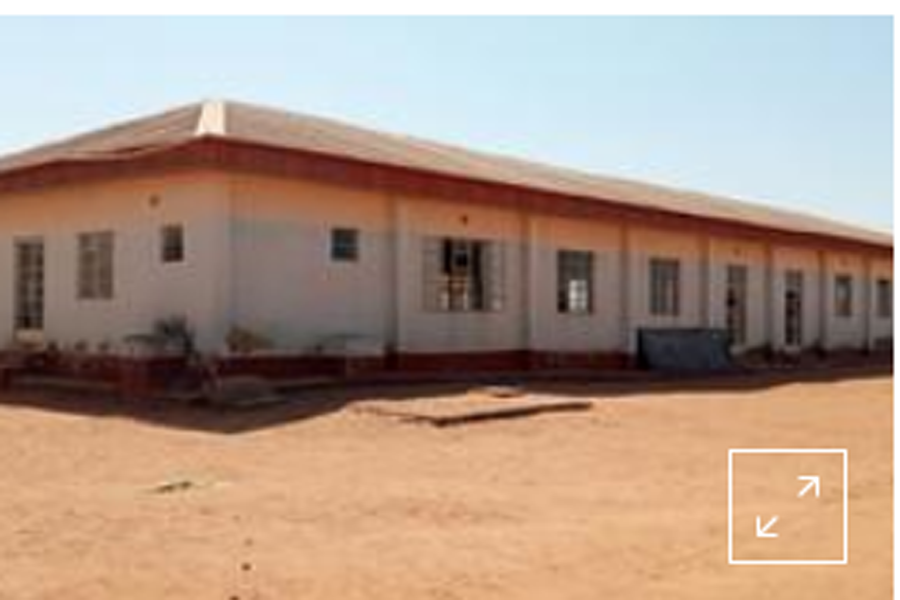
[756,515,779,538]
[798,475,820,498]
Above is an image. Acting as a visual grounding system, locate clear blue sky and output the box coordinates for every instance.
[0,16,892,232]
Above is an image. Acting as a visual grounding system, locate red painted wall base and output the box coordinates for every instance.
[2,349,636,395]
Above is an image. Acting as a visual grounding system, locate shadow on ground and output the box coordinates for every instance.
[0,363,891,435]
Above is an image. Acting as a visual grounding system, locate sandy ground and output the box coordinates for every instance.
[0,371,891,600]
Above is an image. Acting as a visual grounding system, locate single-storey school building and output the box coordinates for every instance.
[0,100,892,379]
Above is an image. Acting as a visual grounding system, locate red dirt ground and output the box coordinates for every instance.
[0,371,891,599]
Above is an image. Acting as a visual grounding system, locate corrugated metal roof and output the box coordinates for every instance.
[0,99,891,249]
[0,104,202,171]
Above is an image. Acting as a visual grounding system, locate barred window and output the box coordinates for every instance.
[423,237,504,312]
[331,227,359,262]
[649,258,680,317]
[78,231,114,300]
[877,278,892,318]
[160,224,185,263]
[557,250,594,314]
[834,274,853,318]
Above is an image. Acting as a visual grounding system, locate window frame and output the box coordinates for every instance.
[77,230,115,301]
[833,273,854,318]
[330,227,360,263]
[557,249,595,315]
[423,236,504,313]
[160,224,186,264]
[649,257,681,317]
[876,278,893,319]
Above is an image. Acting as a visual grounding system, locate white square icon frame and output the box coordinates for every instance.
[728,448,848,566]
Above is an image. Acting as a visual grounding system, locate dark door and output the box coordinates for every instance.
[726,264,748,348]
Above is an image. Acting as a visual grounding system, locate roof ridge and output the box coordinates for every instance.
[195,99,227,137]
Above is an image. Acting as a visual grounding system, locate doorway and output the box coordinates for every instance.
[725,264,748,348]
[14,238,45,334]
[784,269,803,348]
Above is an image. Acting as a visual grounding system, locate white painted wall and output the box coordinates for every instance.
[228,174,393,352]
[769,246,824,350]
[390,194,526,353]
[824,252,866,350]
[528,214,623,352]
[708,238,768,351]
[0,169,891,358]
[0,172,231,352]
[626,227,703,352]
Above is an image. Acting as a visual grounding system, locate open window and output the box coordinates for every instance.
[423,237,504,312]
